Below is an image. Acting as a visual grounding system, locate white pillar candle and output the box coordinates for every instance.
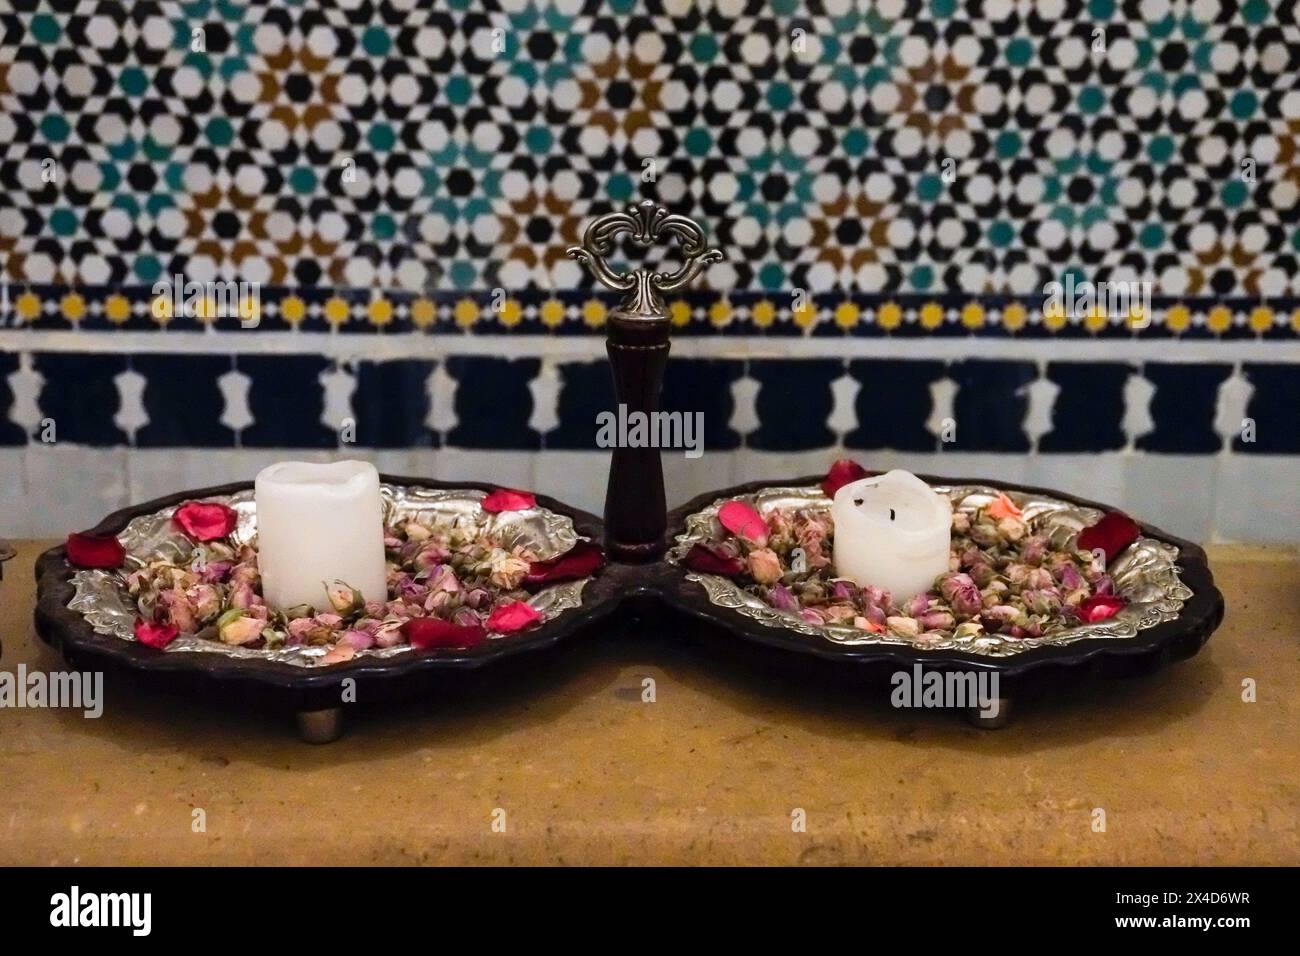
[254,460,388,611]
[831,469,953,602]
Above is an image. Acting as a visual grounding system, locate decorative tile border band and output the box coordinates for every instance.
[1,350,1296,455]
[3,286,1300,339]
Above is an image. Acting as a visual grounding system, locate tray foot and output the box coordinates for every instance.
[297,707,345,744]
[965,697,1012,729]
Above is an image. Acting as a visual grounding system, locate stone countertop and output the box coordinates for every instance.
[1,540,1296,865]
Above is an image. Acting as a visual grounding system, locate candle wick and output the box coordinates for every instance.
[890,509,896,521]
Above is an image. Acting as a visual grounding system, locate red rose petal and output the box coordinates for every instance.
[682,543,745,578]
[820,458,872,498]
[1077,511,1141,563]
[481,488,537,513]
[65,532,126,569]
[718,499,768,544]
[173,501,239,542]
[402,616,487,650]
[1078,593,1127,623]
[524,540,605,589]
[486,600,543,633]
[134,618,178,649]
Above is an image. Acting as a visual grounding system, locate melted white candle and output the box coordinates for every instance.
[254,460,388,611]
[830,469,952,602]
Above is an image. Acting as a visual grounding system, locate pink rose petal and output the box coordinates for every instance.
[820,459,872,498]
[402,616,487,650]
[173,501,239,541]
[718,499,768,544]
[485,600,542,633]
[134,619,178,649]
[481,488,537,513]
[66,532,126,569]
[524,540,605,589]
[1079,593,1127,623]
[1077,512,1141,563]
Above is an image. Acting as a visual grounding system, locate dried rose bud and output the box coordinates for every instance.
[970,521,1000,547]
[185,584,222,623]
[326,581,364,614]
[1057,562,1085,591]
[996,516,1028,542]
[1005,563,1032,585]
[217,609,264,646]
[939,573,981,617]
[861,603,887,627]
[951,511,971,533]
[747,548,783,585]
[1022,587,1062,615]
[953,620,985,640]
[340,629,375,650]
[823,604,857,625]
[919,609,955,631]
[886,616,921,638]
[831,580,856,603]
[862,584,890,609]
[968,562,997,587]
[799,608,826,626]
[404,520,432,542]
[769,584,799,612]
[1022,536,1047,565]
[1026,567,1054,590]
[905,592,931,617]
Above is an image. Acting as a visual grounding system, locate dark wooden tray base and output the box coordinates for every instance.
[32,474,1225,739]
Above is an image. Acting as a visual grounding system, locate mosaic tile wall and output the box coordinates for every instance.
[0,1,1296,540]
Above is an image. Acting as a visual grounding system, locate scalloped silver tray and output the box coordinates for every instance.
[666,483,1192,658]
[68,485,592,668]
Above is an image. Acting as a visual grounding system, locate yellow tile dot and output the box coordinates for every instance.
[834,302,859,329]
[1248,306,1273,333]
[876,301,902,330]
[1043,305,1068,331]
[499,298,523,327]
[410,298,436,327]
[16,291,40,322]
[792,300,818,330]
[1001,303,1027,332]
[1126,304,1148,330]
[105,294,130,324]
[60,292,86,322]
[324,297,350,326]
[540,298,565,328]
[582,299,606,328]
[1084,307,1107,333]
[280,295,306,325]
[960,302,984,329]
[669,300,692,327]
[455,298,480,329]
[1166,304,1191,333]
[1291,308,1300,333]
[1207,305,1232,334]
[367,297,393,326]
[751,299,776,328]
[709,300,732,327]
[920,302,944,329]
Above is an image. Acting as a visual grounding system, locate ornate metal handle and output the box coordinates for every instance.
[567,200,723,320]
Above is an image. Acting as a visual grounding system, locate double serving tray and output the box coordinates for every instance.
[32,472,1224,736]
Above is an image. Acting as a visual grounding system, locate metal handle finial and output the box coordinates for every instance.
[567,200,723,320]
